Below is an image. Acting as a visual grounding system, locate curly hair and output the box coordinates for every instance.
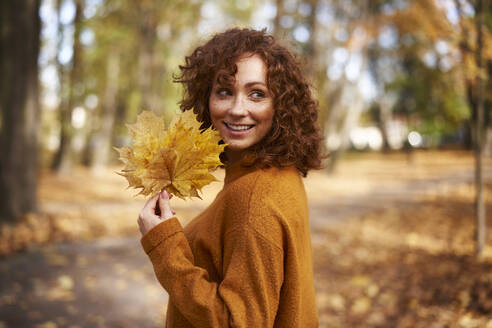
[174,28,325,176]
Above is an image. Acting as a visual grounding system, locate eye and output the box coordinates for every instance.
[250,89,266,99]
[216,88,232,97]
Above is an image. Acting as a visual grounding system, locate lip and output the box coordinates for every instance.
[223,122,255,136]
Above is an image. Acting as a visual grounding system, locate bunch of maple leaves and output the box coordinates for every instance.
[115,110,226,199]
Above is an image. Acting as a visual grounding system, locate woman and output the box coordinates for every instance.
[138,28,325,327]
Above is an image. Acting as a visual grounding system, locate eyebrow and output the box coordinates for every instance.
[244,81,267,87]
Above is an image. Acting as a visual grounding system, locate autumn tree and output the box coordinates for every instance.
[368,0,491,254]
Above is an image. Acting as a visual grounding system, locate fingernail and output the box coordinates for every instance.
[161,190,169,199]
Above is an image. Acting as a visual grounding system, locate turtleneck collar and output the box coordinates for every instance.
[224,159,261,185]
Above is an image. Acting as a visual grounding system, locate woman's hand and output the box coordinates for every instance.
[138,190,176,236]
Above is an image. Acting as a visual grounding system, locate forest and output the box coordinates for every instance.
[0,0,492,327]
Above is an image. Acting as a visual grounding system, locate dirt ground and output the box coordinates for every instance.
[0,150,491,327]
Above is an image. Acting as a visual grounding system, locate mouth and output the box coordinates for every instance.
[224,122,255,131]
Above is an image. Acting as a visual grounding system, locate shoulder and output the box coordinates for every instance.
[223,166,307,247]
[251,166,304,200]
[249,166,308,227]
[225,165,304,205]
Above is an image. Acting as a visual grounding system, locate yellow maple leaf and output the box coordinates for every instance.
[115,110,226,199]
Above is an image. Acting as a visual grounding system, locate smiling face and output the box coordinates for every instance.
[209,54,274,162]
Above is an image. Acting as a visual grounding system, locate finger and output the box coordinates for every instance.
[172,209,176,215]
[158,190,174,220]
[137,218,144,235]
[160,188,173,199]
[143,193,160,215]
[144,193,159,207]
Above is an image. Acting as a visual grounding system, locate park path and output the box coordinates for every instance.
[1,154,491,328]
[308,164,492,244]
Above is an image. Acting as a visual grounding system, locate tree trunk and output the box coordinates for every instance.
[304,0,319,76]
[367,43,392,152]
[0,0,41,222]
[273,0,285,39]
[326,81,365,173]
[51,0,84,173]
[485,127,492,156]
[323,81,346,173]
[486,31,492,157]
[90,50,121,174]
[137,9,157,112]
[326,95,365,172]
[377,101,392,152]
[474,0,486,256]
[485,51,492,156]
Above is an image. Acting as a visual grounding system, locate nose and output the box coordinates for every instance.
[228,94,248,117]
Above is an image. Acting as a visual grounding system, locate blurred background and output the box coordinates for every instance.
[1,0,492,327]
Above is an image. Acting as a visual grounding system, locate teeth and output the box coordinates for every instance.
[226,123,253,131]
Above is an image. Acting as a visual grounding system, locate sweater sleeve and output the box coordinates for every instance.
[140,217,284,328]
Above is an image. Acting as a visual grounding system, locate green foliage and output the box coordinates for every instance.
[75,0,202,149]
[388,57,470,136]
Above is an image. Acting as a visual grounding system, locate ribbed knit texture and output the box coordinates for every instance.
[140,161,319,327]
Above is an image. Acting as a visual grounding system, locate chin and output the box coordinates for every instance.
[225,144,247,151]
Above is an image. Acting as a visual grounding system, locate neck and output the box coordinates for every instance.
[225,148,244,167]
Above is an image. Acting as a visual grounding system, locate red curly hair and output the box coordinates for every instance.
[174,28,325,176]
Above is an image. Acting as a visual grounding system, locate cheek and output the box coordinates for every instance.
[208,99,223,126]
[263,116,274,136]
[256,103,274,129]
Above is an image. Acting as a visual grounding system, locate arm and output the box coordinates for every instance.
[141,218,284,327]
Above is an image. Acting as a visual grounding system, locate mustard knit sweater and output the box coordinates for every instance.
[140,161,319,327]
